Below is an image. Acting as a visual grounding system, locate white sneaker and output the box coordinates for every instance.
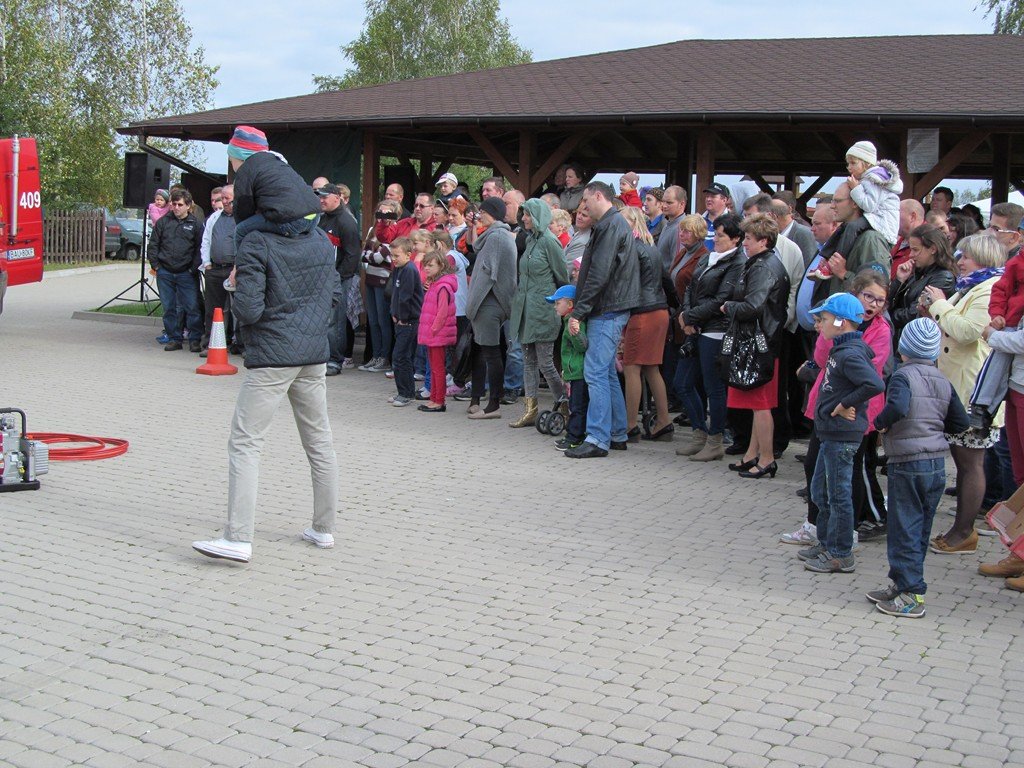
[418,387,430,398]
[413,373,425,381]
[780,522,817,545]
[302,528,334,549]
[192,538,251,563]
[341,357,355,369]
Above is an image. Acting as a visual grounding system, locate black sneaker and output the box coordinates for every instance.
[554,437,580,451]
[725,442,747,456]
[189,340,202,353]
[610,440,627,451]
[857,520,887,542]
[499,389,520,405]
[164,341,183,351]
[565,442,608,459]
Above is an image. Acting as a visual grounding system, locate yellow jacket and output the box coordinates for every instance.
[929,275,1005,428]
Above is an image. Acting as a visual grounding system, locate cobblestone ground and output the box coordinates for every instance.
[1,266,1022,768]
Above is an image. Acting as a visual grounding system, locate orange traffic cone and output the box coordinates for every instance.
[196,307,238,376]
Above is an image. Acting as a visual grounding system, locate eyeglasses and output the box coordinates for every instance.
[988,225,1017,235]
[859,292,886,307]
[414,203,431,209]
[170,202,188,208]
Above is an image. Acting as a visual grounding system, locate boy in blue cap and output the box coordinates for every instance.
[801,292,885,574]
[868,318,968,617]
[547,285,589,450]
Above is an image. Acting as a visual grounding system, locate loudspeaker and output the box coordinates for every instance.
[122,152,171,209]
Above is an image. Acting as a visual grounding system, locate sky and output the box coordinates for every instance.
[175,0,995,193]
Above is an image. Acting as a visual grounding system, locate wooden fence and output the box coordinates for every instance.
[43,209,105,264]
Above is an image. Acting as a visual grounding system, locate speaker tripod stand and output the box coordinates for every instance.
[98,213,160,313]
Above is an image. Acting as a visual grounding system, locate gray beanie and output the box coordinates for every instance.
[898,318,941,361]
[846,140,877,166]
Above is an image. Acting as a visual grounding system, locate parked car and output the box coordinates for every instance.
[104,209,143,260]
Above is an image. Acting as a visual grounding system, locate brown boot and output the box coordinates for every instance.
[1005,575,1024,592]
[691,432,725,461]
[675,430,707,456]
[509,397,538,428]
[979,552,1024,578]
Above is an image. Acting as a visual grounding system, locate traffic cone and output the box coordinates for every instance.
[196,308,238,376]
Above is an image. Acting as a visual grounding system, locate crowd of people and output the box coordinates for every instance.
[181,127,1024,618]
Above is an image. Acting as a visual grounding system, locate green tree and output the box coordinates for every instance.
[982,1,1024,32]
[0,0,217,207]
[313,0,531,91]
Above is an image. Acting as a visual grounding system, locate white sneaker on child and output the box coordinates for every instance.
[780,522,817,545]
[302,528,334,549]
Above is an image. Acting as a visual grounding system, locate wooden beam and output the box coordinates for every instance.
[417,150,434,191]
[468,128,519,188]
[361,131,380,238]
[529,133,583,194]
[783,171,797,194]
[695,129,715,208]
[433,156,455,181]
[671,131,693,205]
[748,174,775,194]
[796,175,832,215]
[992,134,1010,205]
[913,131,990,199]
[518,130,536,194]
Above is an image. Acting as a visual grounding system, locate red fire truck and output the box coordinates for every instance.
[0,136,44,316]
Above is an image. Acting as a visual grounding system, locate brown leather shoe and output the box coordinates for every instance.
[1005,575,1024,592]
[979,552,1024,578]
[929,529,978,555]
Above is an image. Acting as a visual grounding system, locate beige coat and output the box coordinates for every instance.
[929,275,1005,428]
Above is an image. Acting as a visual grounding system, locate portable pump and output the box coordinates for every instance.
[0,408,48,491]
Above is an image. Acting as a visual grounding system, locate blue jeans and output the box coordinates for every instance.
[366,285,392,361]
[392,323,417,398]
[503,321,524,390]
[672,335,727,435]
[234,212,319,249]
[583,311,629,450]
[328,276,354,368]
[886,458,945,595]
[567,379,589,443]
[811,440,859,558]
[156,268,202,342]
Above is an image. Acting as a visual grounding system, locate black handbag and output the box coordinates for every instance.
[718,319,774,390]
[451,325,474,383]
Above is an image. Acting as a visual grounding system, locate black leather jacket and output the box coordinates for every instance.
[633,240,675,314]
[683,248,744,334]
[573,207,641,321]
[723,248,791,349]
[889,262,956,338]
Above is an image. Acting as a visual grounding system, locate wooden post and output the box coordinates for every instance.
[518,130,536,194]
[992,134,1010,205]
[361,131,379,236]
[672,132,693,204]
[695,130,715,214]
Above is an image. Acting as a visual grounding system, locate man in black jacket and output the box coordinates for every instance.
[149,188,204,352]
[317,183,362,374]
[192,224,341,564]
[565,182,641,458]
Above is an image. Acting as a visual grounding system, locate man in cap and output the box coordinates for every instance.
[701,182,732,251]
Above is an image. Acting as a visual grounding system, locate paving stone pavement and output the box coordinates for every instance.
[1,266,1022,768]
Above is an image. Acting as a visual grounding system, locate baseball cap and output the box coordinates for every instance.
[809,292,865,323]
[436,172,458,187]
[315,183,342,197]
[545,285,576,303]
[703,182,731,197]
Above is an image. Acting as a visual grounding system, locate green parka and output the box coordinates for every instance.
[510,199,569,344]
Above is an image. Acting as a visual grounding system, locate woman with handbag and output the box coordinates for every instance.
[721,213,791,479]
[674,213,745,461]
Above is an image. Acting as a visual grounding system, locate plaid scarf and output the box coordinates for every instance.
[955,266,1004,294]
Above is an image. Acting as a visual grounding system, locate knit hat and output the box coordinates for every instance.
[480,196,506,222]
[154,188,169,203]
[846,140,877,166]
[898,317,941,361]
[227,125,269,162]
[809,292,864,324]
[620,172,640,188]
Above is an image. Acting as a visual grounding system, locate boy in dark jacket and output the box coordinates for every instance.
[802,293,884,574]
[548,285,588,450]
[869,318,969,618]
[228,125,321,249]
[389,237,423,407]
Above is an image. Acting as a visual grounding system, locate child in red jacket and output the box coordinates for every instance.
[618,172,643,208]
[417,251,458,412]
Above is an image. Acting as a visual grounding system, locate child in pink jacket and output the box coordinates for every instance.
[417,251,458,412]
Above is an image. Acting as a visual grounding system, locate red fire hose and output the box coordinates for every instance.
[26,433,129,461]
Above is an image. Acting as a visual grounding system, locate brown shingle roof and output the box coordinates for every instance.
[122,35,1023,139]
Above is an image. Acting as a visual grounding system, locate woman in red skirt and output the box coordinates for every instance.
[722,213,792,479]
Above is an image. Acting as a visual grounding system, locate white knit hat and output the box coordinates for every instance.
[846,141,877,166]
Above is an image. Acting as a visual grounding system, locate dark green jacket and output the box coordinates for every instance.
[510,199,569,343]
[560,317,588,381]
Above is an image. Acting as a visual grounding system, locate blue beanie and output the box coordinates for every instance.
[899,318,941,361]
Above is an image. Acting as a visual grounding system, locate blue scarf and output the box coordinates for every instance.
[955,266,1004,294]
